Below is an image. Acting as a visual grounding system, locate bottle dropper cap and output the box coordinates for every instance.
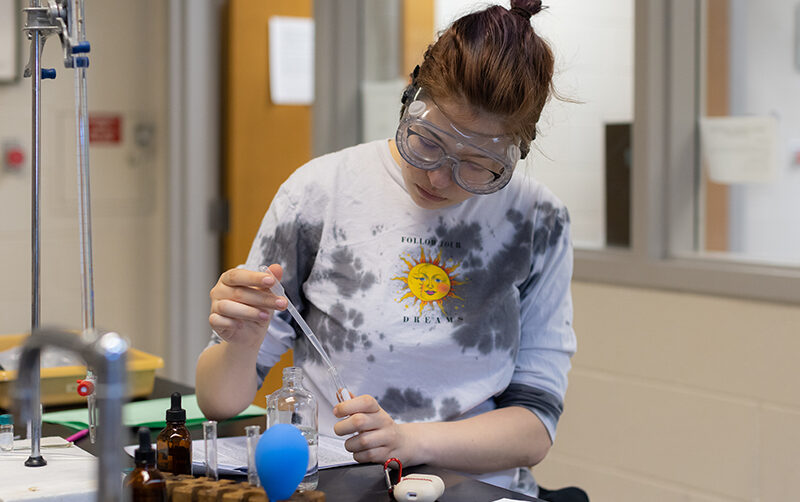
[134,427,155,466]
[166,392,186,422]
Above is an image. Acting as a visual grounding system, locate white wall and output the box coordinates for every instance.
[435,1,635,249]
[536,281,800,502]
[728,0,800,264]
[0,1,169,359]
[527,1,633,249]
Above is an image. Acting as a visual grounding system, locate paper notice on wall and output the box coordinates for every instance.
[699,116,778,184]
[268,16,314,105]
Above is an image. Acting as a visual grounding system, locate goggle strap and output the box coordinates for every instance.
[399,65,421,118]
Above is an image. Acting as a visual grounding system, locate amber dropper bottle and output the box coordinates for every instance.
[125,427,167,501]
[157,392,192,474]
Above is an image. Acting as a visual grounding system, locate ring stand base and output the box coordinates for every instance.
[25,455,47,467]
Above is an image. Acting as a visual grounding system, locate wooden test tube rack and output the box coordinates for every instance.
[163,474,325,502]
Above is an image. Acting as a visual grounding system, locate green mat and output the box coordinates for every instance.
[42,394,265,431]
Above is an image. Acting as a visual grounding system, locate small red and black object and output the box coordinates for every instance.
[383,457,403,496]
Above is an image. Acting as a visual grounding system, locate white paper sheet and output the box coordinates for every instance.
[699,116,778,184]
[125,433,355,476]
[268,16,315,105]
[1,438,97,501]
[11,435,73,450]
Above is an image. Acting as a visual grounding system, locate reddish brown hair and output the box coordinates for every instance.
[414,0,554,157]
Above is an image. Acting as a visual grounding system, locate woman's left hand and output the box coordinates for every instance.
[332,395,417,465]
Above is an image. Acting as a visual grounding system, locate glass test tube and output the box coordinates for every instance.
[244,425,260,487]
[203,420,218,481]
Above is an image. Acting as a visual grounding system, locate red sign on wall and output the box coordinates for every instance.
[89,115,122,144]
[2,143,25,171]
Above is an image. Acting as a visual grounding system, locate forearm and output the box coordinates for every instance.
[195,342,260,421]
[403,406,551,473]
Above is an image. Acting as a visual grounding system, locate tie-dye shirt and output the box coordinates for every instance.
[217,139,575,483]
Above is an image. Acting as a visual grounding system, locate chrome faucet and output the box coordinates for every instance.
[15,327,128,501]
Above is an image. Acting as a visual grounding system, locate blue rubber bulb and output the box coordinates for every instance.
[255,423,309,500]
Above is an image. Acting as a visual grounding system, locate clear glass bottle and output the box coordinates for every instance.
[0,414,13,452]
[266,366,318,491]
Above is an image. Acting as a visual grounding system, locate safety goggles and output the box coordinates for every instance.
[396,87,520,195]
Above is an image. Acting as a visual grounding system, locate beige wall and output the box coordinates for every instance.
[535,281,800,501]
[0,0,168,358]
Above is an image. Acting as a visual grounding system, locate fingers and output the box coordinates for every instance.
[333,394,381,418]
[260,263,284,283]
[209,313,264,348]
[207,264,287,345]
[334,412,370,436]
[352,448,391,464]
[209,312,241,334]
[219,267,281,291]
[344,429,395,463]
[212,299,271,323]
[215,285,285,314]
[333,396,391,437]
[344,428,386,452]
[211,266,288,313]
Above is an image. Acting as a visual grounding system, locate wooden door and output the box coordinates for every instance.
[223,0,434,406]
[223,0,312,404]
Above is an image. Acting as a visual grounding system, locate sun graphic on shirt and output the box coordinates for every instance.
[393,247,465,315]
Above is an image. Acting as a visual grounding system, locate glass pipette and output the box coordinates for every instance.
[259,266,352,403]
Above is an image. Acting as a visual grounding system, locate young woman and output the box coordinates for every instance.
[197,0,576,494]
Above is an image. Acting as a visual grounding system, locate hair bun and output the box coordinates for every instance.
[510,0,545,20]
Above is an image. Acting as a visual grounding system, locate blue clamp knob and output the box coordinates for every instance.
[72,41,91,54]
[74,57,90,68]
[41,68,56,79]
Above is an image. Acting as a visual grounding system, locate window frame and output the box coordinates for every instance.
[573,0,800,305]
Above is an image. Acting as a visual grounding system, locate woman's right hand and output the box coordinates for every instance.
[208,263,288,350]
